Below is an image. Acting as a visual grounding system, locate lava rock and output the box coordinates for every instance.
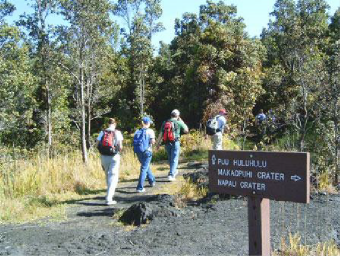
[119,203,153,226]
[119,195,182,226]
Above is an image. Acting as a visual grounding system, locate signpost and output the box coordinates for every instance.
[209,150,310,256]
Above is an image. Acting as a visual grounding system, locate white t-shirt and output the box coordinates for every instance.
[134,128,155,152]
[97,127,124,146]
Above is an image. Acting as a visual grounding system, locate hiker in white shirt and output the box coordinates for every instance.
[96,118,123,205]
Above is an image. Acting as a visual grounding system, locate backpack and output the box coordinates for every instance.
[133,128,150,153]
[163,120,178,143]
[257,113,266,122]
[97,130,117,156]
[206,115,220,135]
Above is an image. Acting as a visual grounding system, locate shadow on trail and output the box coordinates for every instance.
[114,194,155,203]
[75,201,107,206]
[62,196,105,205]
[77,208,114,218]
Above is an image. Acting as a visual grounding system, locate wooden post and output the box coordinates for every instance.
[248,197,271,256]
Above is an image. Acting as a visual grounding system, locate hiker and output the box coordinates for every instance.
[206,108,228,150]
[157,109,189,181]
[133,116,156,193]
[255,109,267,125]
[96,118,123,205]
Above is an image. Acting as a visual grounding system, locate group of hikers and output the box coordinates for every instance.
[96,108,228,205]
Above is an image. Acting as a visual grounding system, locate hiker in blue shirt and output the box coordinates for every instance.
[133,116,156,193]
[256,109,267,125]
[209,108,228,150]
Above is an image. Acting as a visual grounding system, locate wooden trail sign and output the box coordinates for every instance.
[209,150,310,203]
[208,150,310,256]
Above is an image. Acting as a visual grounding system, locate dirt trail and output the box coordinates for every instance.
[1,162,340,256]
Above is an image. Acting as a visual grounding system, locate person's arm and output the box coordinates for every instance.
[155,132,162,149]
[178,117,189,134]
[96,131,103,147]
[116,131,123,152]
[118,140,123,152]
[150,130,156,145]
[155,123,164,149]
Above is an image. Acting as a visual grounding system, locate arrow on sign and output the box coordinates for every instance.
[291,175,301,182]
[212,155,216,165]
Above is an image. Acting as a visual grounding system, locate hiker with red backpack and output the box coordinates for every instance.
[133,116,156,193]
[96,118,123,205]
[157,109,188,181]
[206,108,228,150]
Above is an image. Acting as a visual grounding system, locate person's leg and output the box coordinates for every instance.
[106,154,120,202]
[144,151,155,185]
[170,141,180,177]
[136,151,150,191]
[165,143,172,176]
[216,133,223,150]
[212,134,218,150]
[100,155,111,196]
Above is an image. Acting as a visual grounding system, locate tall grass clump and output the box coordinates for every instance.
[0,150,106,222]
[0,143,143,223]
[275,233,340,256]
[0,151,105,198]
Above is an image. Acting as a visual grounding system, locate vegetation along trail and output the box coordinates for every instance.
[1,161,340,256]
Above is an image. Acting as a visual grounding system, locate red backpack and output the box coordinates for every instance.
[98,130,117,155]
[163,120,178,143]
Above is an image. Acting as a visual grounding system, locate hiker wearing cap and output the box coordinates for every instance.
[157,109,189,181]
[133,116,156,192]
[208,109,228,150]
[96,118,123,205]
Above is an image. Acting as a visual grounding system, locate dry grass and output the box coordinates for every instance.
[0,148,142,223]
[0,131,232,223]
[0,152,105,198]
[316,172,338,194]
[274,233,340,256]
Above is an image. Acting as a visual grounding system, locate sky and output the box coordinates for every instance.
[7,0,340,49]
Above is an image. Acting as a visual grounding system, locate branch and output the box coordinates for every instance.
[90,110,112,121]
[57,62,80,84]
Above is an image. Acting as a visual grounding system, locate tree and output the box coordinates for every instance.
[18,0,62,156]
[152,1,265,133]
[0,1,35,147]
[58,0,116,163]
[326,9,340,183]
[261,0,330,151]
[113,0,163,121]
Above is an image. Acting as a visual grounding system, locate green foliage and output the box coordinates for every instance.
[151,1,265,131]
[1,0,340,185]
[0,22,36,146]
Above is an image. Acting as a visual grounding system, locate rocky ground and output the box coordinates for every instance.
[0,163,339,256]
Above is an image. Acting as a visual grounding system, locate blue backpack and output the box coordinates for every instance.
[133,128,150,153]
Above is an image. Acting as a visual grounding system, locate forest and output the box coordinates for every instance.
[0,0,340,207]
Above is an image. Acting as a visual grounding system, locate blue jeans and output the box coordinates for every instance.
[165,141,180,177]
[136,150,155,190]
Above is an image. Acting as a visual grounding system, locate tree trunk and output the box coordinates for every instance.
[46,81,52,157]
[87,83,91,150]
[80,63,88,164]
[334,107,339,184]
